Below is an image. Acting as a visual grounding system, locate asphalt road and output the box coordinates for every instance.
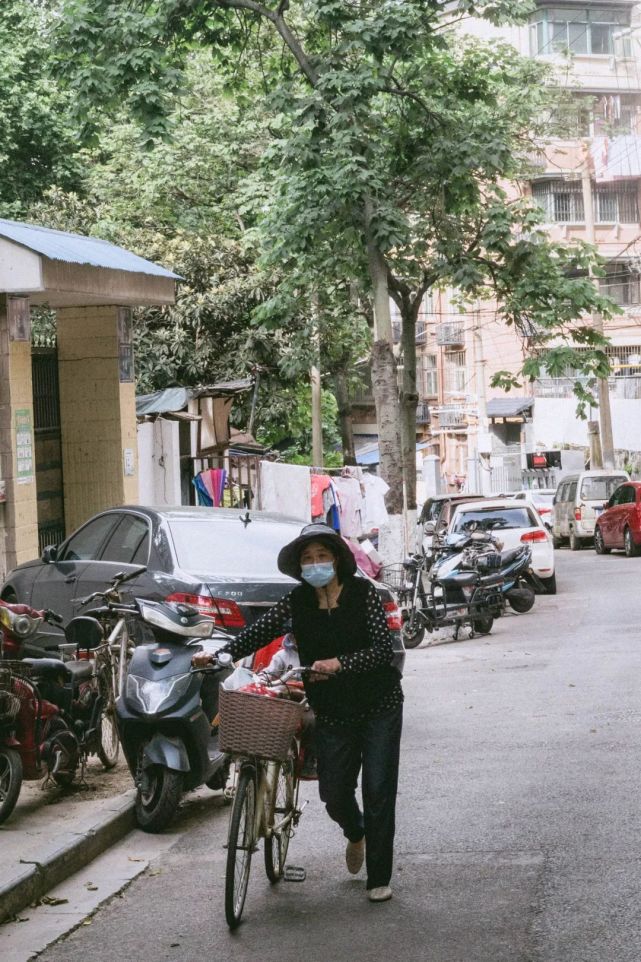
[35,550,641,962]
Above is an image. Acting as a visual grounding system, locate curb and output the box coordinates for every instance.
[0,791,136,924]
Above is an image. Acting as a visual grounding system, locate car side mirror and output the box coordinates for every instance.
[41,544,58,563]
[423,521,436,535]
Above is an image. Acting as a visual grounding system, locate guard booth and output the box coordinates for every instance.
[0,219,178,581]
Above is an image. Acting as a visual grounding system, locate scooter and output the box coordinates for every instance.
[400,532,505,647]
[116,598,234,832]
[0,602,107,822]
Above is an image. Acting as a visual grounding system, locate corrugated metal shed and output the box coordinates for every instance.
[486,397,534,419]
[0,219,181,279]
[136,380,253,417]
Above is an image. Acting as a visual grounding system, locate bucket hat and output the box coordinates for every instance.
[277,523,357,581]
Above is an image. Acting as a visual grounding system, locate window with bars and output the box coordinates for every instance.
[444,351,467,395]
[530,7,631,57]
[599,262,641,306]
[532,179,640,224]
[421,354,438,397]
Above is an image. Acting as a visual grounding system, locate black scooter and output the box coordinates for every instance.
[116,599,233,832]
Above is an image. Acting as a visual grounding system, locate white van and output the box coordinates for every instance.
[552,470,629,550]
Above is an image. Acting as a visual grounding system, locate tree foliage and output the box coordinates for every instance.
[0,0,82,216]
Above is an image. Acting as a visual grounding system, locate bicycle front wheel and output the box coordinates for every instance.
[264,755,296,883]
[225,766,256,929]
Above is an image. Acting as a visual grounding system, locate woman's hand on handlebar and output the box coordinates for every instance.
[192,651,214,668]
[308,657,342,682]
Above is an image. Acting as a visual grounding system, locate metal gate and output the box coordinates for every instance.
[32,346,66,552]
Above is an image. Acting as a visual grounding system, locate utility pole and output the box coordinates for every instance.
[581,150,615,468]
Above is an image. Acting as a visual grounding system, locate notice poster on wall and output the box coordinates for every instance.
[15,408,34,484]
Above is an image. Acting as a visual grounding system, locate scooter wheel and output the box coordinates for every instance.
[0,747,23,824]
[402,619,426,649]
[507,588,536,614]
[135,764,183,833]
[471,616,494,635]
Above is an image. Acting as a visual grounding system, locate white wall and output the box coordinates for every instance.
[534,397,641,452]
[137,419,182,506]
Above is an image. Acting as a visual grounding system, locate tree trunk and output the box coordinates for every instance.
[400,303,419,513]
[334,370,356,465]
[364,198,404,519]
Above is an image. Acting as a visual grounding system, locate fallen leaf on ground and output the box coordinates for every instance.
[86,883,98,891]
[148,868,162,876]
[128,857,144,862]
[40,896,69,906]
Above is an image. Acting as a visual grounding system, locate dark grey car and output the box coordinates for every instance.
[2,506,405,670]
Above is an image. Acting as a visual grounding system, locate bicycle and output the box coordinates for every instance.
[72,566,147,767]
[219,665,321,930]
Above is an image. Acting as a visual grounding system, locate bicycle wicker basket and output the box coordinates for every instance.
[379,563,406,593]
[218,686,304,763]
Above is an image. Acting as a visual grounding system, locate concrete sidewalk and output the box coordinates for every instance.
[0,762,135,923]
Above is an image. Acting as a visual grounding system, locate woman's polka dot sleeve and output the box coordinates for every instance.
[225,595,292,661]
[339,584,395,674]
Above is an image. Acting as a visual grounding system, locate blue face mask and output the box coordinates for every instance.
[301,562,335,588]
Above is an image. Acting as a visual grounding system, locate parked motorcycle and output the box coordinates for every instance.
[116,598,233,832]
[0,603,110,823]
[396,532,504,647]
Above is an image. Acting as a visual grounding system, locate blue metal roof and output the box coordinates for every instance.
[0,219,181,279]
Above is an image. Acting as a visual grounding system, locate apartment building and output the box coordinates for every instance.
[420,1,641,492]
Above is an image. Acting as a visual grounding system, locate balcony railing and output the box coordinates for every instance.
[534,376,641,400]
[416,400,430,424]
[436,405,468,429]
[436,322,465,348]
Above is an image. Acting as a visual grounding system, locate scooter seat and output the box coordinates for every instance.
[65,660,94,682]
[500,547,525,566]
[479,572,504,586]
[22,657,72,680]
[438,572,477,588]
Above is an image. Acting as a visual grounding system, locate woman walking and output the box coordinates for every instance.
[195,522,403,902]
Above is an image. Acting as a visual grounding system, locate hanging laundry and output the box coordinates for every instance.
[194,468,226,507]
[362,472,390,531]
[343,537,382,580]
[327,480,341,531]
[332,475,365,537]
[259,461,312,521]
[311,474,332,520]
[193,473,213,506]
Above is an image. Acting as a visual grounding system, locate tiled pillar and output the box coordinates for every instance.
[57,306,138,533]
[0,294,39,576]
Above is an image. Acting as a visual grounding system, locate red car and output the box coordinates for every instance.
[594,482,641,557]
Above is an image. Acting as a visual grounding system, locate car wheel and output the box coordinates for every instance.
[539,573,557,595]
[594,528,610,555]
[1,589,17,604]
[624,528,640,558]
[569,530,582,551]
[552,535,564,549]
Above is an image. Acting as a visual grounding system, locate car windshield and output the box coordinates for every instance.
[580,476,628,501]
[452,506,535,532]
[168,519,300,578]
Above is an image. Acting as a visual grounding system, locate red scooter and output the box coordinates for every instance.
[0,601,114,824]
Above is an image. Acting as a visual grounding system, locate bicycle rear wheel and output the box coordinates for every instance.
[264,754,296,883]
[225,766,256,929]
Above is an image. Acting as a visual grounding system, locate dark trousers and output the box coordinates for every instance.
[315,704,403,890]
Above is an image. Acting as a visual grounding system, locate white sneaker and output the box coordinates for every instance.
[345,838,365,874]
[368,886,393,902]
